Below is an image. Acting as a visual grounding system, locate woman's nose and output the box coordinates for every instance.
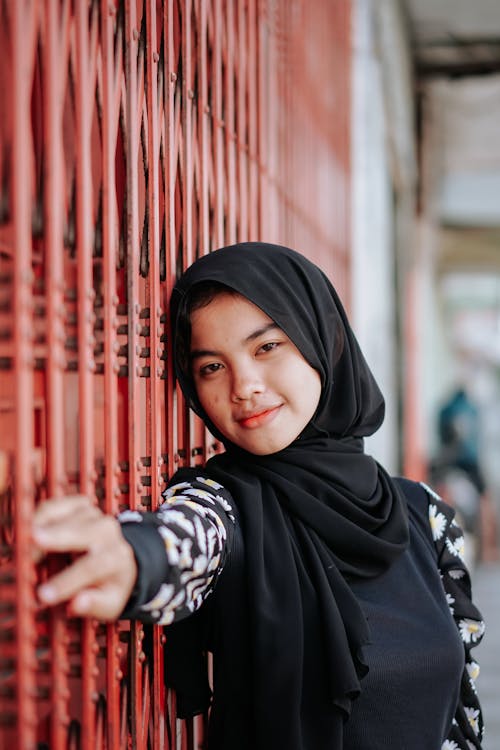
[230,367,265,401]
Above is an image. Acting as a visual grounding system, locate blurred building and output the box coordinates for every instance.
[406,1,500,508]
[350,0,500,501]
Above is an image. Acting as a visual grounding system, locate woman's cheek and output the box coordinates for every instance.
[200,389,220,415]
[212,392,222,408]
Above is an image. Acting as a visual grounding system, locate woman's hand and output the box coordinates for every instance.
[32,495,138,621]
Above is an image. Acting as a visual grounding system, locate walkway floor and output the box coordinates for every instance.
[471,563,500,750]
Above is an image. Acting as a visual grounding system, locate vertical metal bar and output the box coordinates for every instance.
[257,0,270,240]
[145,0,161,517]
[282,0,292,249]
[75,1,99,745]
[189,0,209,472]
[247,0,259,238]
[182,0,193,269]
[277,0,286,244]
[44,3,71,746]
[124,3,147,746]
[236,0,248,242]
[403,264,426,480]
[101,0,120,524]
[145,2,164,748]
[101,4,123,745]
[213,0,224,248]
[177,0,192,472]
[225,0,236,244]
[342,0,352,305]
[273,0,283,243]
[125,0,141,516]
[164,0,176,473]
[165,0,186,531]
[12,1,37,747]
[269,0,280,243]
[45,0,68,502]
[198,0,210,254]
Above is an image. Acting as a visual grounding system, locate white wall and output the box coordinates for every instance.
[351,0,417,473]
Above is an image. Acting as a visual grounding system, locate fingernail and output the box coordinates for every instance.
[32,527,48,543]
[73,592,90,613]
[37,584,56,603]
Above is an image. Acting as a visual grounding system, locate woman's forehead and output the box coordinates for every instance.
[189,292,281,348]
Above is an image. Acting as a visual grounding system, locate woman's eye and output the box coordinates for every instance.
[199,362,222,376]
[258,341,281,354]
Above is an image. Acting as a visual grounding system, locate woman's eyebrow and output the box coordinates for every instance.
[190,323,280,360]
[190,348,219,361]
[244,322,280,343]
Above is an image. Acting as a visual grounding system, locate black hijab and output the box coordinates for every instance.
[169,242,409,749]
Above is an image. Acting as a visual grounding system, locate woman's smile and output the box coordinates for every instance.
[236,404,283,429]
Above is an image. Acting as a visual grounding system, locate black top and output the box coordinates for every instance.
[344,478,464,749]
[120,472,485,748]
[159,476,484,750]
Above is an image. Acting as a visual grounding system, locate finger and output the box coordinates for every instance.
[37,554,106,606]
[37,528,136,607]
[33,495,95,527]
[32,509,112,553]
[69,585,130,621]
[37,554,103,607]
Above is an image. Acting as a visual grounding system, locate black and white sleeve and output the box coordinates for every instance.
[117,468,235,626]
[422,483,485,749]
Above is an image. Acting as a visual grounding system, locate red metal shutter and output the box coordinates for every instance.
[0,2,351,748]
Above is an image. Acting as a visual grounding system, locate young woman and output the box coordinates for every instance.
[33,243,484,749]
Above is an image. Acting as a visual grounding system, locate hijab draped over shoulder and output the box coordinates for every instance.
[168,242,409,750]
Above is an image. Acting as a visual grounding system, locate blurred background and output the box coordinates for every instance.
[0,0,499,747]
[353,3,500,745]
[352,0,500,555]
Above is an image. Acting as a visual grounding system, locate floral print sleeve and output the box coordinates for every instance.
[118,468,235,626]
[421,483,485,750]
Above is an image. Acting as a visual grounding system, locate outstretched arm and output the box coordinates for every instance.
[32,470,235,624]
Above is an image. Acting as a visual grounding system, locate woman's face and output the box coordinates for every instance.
[189,292,322,455]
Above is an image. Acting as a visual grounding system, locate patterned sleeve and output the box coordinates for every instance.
[422,483,485,750]
[117,469,235,626]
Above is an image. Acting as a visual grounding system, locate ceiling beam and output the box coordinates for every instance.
[416,58,500,78]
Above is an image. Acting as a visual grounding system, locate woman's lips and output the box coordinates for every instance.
[237,406,282,429]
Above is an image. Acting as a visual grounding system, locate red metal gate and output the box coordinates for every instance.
[0,1,351,748]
